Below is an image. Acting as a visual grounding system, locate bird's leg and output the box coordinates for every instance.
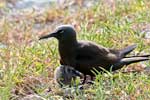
[87,76,95,84]
[81,75,86,84]
[91,76,94,81]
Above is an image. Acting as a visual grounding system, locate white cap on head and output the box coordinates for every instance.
[56,24,75,31]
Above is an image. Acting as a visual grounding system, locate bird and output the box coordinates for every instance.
[54,65,82,86]
[39,25,150,83]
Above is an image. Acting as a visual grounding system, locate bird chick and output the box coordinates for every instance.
[54,65,82,87]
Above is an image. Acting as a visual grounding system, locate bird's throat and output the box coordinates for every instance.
[58,40,77,53]
[58,40,77,65]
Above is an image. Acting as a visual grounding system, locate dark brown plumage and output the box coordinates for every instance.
[39,25,150,82]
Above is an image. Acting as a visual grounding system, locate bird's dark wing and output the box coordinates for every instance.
[76,41,119,66]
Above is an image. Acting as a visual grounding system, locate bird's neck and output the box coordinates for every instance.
[58,39,78,48]
[58,39,78,58]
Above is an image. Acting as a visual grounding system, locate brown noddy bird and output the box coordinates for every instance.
[39,25,150,83]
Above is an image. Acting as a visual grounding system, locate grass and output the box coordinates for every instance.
[1,0,150,99]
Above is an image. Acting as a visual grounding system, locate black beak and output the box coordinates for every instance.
[39,32,57,40]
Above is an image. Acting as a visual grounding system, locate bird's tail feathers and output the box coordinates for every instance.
[112,57,149,71]
[125,54,150,58]
[120,57,149,65]
[120,44,137,57]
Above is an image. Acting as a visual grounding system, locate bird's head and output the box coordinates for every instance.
[39,25,77,41]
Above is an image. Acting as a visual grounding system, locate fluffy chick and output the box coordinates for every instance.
[54,65,82,87]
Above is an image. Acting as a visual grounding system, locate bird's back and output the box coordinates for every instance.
[75,40,121,75]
